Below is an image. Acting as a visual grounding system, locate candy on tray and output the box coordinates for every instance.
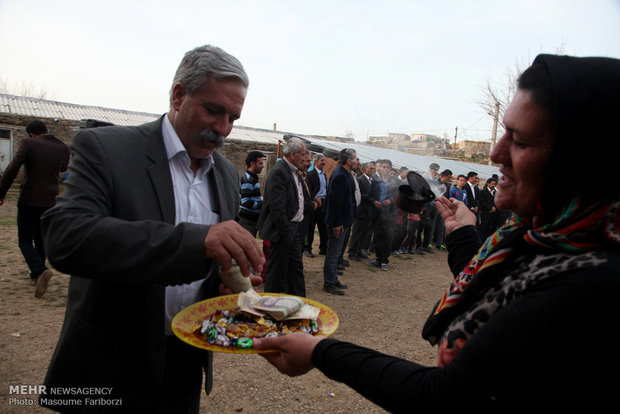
[192,308,320,350]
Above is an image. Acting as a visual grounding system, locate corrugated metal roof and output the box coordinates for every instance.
[1,93,500,178]
[0,93,160,126]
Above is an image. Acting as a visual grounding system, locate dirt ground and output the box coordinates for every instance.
[0,190,454,414]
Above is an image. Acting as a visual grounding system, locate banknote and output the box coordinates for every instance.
[237,290,265,316]
[237,291,320,321]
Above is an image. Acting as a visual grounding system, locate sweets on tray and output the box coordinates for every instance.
[192,309,319,349]
[191,291,321,350]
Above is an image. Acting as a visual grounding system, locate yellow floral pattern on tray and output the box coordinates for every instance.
[172,293,339,354]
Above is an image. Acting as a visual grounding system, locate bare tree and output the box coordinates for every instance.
[479,45,565,164]
[477,61,523,164]
[0,76,53,100]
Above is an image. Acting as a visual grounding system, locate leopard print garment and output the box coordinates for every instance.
[442,250,610,348]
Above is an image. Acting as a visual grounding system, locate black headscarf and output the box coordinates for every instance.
[532,54,620,219]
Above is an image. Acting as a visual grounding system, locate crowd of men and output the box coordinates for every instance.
[240,146,509,296]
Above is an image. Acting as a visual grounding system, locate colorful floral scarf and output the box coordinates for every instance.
[422,195,620,346]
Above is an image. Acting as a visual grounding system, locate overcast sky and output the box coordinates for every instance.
[1,0,618,141]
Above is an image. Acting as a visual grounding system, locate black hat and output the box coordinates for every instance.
[396,171,435,213]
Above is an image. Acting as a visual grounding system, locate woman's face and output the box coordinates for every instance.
[490,89,554,218]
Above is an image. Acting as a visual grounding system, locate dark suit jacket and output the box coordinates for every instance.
[0,134,69,207]
[257,159,301,243]
[479,187,498,218]
[39,116,239,411]
[305,167,327,199]
[324,165,356,228]
[464,182,481,210]
[356,174,374,219]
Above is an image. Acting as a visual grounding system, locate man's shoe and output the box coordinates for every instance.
[335,281,348,289]
[367,261,381,267]
[340,260,350,267]
[439,244,447,251]
[323,285,345,295]
[35,270,54,298]
[303,250,315,258]
[337,265,346,271]
[422,247,434,254]
[391,250,401,255]
[349,255,362,262]
[337,271,344,276]
[415,248,426,255]
[381,263,389,271]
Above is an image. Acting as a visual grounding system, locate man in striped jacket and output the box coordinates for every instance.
[239,150,265,237]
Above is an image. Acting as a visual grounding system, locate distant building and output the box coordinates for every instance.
[368,132,451,157]
[368,135,390,146]
[456,140,491,158]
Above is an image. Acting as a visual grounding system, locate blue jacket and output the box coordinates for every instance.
[324,165,356,228]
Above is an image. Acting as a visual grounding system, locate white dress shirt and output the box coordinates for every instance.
[284,158,305,223]
[468,182,477,200]
[162,114,220,335]
[352,171,361,207]
[315,168,327,199]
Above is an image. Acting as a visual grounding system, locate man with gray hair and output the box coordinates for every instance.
[258,137,308,296]
[39,45,264,412]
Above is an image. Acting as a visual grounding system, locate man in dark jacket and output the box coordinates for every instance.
[464,171,482,235]
[322,148,357,295]
[479,177,501,240]
[0,119,70,297]
[368,159,397,271]
[38,45,264,413]
[258,137,308,296]
[304,153,328,256]
[348,161,376,260]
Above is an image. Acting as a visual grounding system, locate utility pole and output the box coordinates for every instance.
[452,126,458,160]
[488,101,500,165]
